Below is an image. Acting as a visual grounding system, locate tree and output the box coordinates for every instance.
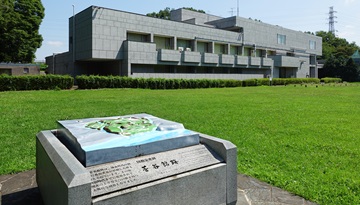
[0,0,45,63]
[316,31,360,81]
[147,7,206,20]
[316,31,359,60]
[146,7,172,20]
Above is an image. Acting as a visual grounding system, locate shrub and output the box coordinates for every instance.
[321,77,342,83]
[75,75,243,90]
[242,79,257,87]
[257,78,270,86]
[0,75,73,91]
[271,78,320,85]
[272,78,287,85]
[75,75,327,90]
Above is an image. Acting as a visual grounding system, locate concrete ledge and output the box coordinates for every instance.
[36,131,91,205]
[199,133,238,205]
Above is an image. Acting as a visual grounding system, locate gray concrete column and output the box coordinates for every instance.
[192,39,197,52]
[150,33,154,43]
[209,42,215,54]
[171,37,177,50]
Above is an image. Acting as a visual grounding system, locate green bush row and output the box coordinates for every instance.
[320,77,342,83]
[76,75,327,89]
[271,78,320,85]
[242,78,272,87]
[76,75,243,89]
[0,75,74,91]
[0,74,329,92]
[242,78,320,86]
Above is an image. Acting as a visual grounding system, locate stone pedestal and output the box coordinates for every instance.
[36,115,237,205]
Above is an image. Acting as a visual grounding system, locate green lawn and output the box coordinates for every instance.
[0,85,359,204]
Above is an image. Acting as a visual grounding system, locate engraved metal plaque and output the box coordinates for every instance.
[87,144,223,197]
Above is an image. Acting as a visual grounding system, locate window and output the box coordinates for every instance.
[23,68,29,74]
[177,39,192,50]
[127,32,149,42]
[197,42,210,53]
[154,36,171,50]
[277,34,286,45]
[214,44,227,54]
[309,40,316,50]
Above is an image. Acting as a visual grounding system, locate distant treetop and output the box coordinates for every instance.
[146,7,206,20]
[182,7,206,14]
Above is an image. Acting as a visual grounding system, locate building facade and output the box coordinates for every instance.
[0,63,40,76]
[46,6,322,80]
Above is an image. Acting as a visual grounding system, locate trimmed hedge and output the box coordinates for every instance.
[242,79,257,87]
[242,78,320,87]
[272,78,320,85]
[0,74,74,91]
[0,74,327,92]
[320,77,342,83]
[76,75,243,89]
[75,75,327,90]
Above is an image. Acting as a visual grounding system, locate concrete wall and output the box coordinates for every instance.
[46,52,72,75]
[0,63,40,76]
[69,8,93,60]
[170,8,222,26]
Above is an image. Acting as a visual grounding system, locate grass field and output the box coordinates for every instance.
[0,85,359,204]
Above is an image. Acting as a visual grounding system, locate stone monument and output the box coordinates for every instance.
[36,114,237,205]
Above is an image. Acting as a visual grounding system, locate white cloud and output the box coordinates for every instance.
[47,41,64,47]
[344,0,357,4]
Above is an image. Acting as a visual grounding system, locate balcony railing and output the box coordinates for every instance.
[151,47,275,68]
[183,51,201,63]
[271,55,301,68]
[158,49,181,62]
[249,57,261,66]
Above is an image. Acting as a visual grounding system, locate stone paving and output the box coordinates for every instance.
[0,170,317,205]
[237,174,317,205]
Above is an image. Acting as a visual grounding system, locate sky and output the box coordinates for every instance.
[35,0,360,61]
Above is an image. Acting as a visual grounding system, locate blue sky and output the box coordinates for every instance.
[36,0,360,61]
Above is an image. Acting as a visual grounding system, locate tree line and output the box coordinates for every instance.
[316,31,360,82]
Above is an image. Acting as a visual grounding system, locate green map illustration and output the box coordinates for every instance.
[86,117,157,136]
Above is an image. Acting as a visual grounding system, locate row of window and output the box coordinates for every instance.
[128,32,317,54]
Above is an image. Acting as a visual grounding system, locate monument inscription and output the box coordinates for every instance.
[87,144,223,197]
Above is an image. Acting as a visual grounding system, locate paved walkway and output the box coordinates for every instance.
[0,170,317,205]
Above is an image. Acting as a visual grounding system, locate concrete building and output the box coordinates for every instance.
[0,63,40,76]
[46,6,322,80]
